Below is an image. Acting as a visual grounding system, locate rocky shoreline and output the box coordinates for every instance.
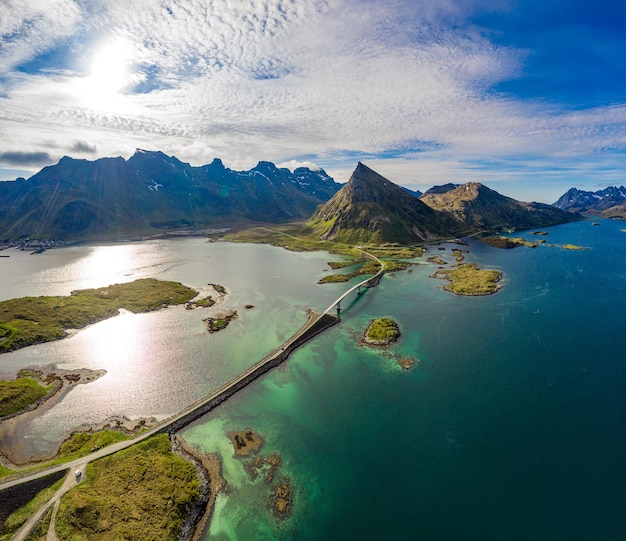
[228,429,294,518]
[172,434,226,541]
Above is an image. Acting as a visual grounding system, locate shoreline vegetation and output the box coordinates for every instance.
[479,235,587,251]
[0,278,197,354]
[0,367,105,420]
[54,435,202,541]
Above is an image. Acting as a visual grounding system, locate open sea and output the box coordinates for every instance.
[1,219,626,539]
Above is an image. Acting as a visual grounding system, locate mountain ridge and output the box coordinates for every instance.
[420,181,578,231]
[554,186,626,218]
[0,150,341,241]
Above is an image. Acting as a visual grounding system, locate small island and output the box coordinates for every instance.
[433,263,503,296]
[479,236,539,249]
[318,259,382,285]
[363,317,401,346]
[204,310,238,333]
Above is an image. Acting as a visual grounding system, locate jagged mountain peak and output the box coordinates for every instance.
[554,185,626,217]
[340,162,412,205]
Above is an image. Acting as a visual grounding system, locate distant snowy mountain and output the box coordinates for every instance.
[554,186,626,218]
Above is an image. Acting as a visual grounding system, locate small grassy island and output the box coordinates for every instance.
[204,310,238,333]
[363,317,401,346]
[0,278,197,353]
[479,235,539,249]
[434,263,503,296]
[319,259,383,284]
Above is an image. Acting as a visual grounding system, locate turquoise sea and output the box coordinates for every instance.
[182,219,626,540]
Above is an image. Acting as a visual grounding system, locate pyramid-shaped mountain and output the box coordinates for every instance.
[307,162,465,244]
[420,182,581,230]
[0,150,341,241]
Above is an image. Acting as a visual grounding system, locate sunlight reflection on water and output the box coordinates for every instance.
[0,239,340,458]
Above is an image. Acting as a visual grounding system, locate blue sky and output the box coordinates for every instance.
[1,0,625,202]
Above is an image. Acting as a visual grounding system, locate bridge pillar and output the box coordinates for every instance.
[335,301,341,314]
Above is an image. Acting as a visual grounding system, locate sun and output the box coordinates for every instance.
[78,40,133,110]
[90,41,130,92]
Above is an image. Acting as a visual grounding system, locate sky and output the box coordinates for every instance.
[1,0,626,203]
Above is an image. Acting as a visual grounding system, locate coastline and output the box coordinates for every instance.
[0,367,107,466]
[173,434,226,541]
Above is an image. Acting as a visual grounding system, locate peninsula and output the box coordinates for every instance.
[0,278,197,353]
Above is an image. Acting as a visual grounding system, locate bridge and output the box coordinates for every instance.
[0,249,384,501]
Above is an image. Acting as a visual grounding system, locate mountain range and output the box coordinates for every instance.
[553,186,626,218]
[0,150,340,240]
[0,152,584,244]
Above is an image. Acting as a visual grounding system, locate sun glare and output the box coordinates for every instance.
[78,40,133,110]
[91,42,129,92]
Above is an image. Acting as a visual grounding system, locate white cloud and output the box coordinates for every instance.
[1,0,625,201]
[0,0,82,72]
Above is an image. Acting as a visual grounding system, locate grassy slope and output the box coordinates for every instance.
[55,435,200,541]
[0,377,53,417]
[0,278,196,353]
[0,479,64,540]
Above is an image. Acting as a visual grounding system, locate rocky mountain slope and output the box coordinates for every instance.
[307,162,466,244]
[554,186,626,218]
[0,150,341,240]
[420,182,580,231]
